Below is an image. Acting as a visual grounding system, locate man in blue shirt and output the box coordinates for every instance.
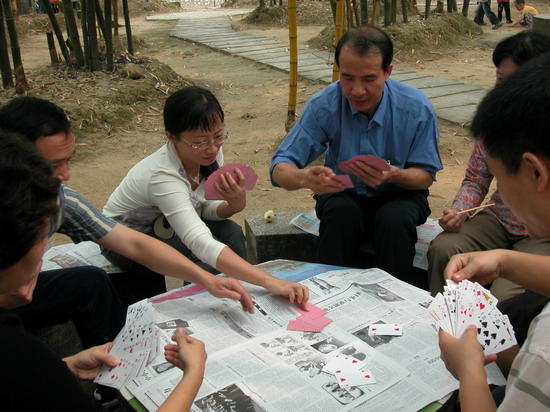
[271,25,442,284]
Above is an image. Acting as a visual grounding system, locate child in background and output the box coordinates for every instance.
[511,0,539,28]
[497,0,513,23]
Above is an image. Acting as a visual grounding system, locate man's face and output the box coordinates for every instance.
[35,132,75,182]
[486,153,544,238]
[0,225,48,308]
[496,57,519,84]
[338,46,392,119]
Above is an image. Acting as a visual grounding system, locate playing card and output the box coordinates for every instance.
[368,323,402,336]
[339,367,377,387]
[323,354,364,375]
[294,303,328,319]
[330,174,354,188]
[339,155,390,173]
[287,319,324,332]
[203,163,258,200]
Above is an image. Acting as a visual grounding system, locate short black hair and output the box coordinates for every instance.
[163,86,224,137]
[0,130,60,270]
[335,25,393,72]
[471,52,550,174]
[514,0,525,4]
[493,31,550,68]
[0,96,70,142]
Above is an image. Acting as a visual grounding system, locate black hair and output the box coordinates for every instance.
[0,130,60,270]
[163,86,224,137]
[471,52,550,174]
[163,86,224,178]
[514,0,525,4]
[0,97,70,142]
[335,25,393,72]
[493,31,550,68]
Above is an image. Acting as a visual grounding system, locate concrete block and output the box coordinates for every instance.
[245,211,317,264]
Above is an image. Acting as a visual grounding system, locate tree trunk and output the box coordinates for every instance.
[104,0,113,71]
[113,0,118,37]
[1,0,28,93]
[424,0,431,18]
[345,0,352,29]
[86,0,99,70]
[94,0,106,38]
[461,0,469,16]
[351,0,360,26]
[0,4,13,89]
[383,0,390,25]
[40,0,70,62]
[391,0,397,23]
[285,0,297,132]
[371,0,379,24]
[62,0,85,66]
[121,0,132,55]
[46,31,60,64]
[360,0,368,25]
[81,0,90,67]
[331,0,344,82]
[401,0,408,23]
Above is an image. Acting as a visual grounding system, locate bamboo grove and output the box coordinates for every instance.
[0,0,134,94]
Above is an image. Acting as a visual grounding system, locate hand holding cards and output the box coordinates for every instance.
[339,155,390,174]
[428,280,517,355]
[203,163,258,200]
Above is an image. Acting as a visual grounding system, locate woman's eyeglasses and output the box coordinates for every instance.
[180,133,229,151]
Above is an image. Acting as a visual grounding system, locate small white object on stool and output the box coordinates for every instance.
[264,210,275,223]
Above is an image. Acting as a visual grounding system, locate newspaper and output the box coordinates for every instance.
[290,213,443,270]
[121,260,504,411]
[42,241,123,273]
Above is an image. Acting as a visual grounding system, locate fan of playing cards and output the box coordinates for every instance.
[428,280,517,355]
[203,163,258,200]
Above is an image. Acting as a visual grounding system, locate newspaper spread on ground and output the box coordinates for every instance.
[42,241,123,273]
[290,213,443,270]
[122,260,505,411]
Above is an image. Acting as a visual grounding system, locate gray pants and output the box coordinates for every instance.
[102,219,247,299]
[427,212,550,301]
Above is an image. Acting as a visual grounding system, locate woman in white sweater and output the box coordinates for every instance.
[103,86,309,307]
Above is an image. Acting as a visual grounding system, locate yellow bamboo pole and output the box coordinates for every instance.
[331,0,344,82]
[285,0,298,132]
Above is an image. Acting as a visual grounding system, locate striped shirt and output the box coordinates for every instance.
[51,185,116,243]
[499,302,550,411]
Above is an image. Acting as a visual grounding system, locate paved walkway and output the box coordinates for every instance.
[148,9,488,125]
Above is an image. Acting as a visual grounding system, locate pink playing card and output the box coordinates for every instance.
[286,319,324,332]
[294,303,328,319]
[330,174,354,188]
[296,315,333,329]
[204,163,258,200]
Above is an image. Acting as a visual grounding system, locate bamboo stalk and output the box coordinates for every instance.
[0,3,13,88]
[331,0,344,83]
[285,0,297,132]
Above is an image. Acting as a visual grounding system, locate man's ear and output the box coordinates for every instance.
[523,152,550,192]
[165,131,174,143]
[385,64,393,80]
